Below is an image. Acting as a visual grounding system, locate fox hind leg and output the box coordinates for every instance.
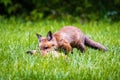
[77,43,86,53]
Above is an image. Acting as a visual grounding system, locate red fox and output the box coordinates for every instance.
[36,26,107,55]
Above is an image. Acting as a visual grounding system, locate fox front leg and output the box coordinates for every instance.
[60,42,73,54]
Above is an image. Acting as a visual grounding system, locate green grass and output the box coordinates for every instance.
[0,18,120,80]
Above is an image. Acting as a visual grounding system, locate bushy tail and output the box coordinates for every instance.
[85,36,107,52]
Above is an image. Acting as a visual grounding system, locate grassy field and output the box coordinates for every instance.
[0,18,120,80]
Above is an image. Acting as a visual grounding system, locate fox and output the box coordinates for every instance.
[34,26,107,55]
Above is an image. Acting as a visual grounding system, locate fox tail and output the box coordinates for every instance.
[85,36,107,51]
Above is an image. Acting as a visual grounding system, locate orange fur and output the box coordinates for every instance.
[36,26,107,55]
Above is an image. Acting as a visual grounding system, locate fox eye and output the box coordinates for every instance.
[44,46,49,50]
[52,44,54,46]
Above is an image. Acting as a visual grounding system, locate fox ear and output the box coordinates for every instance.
[36,33,42,42]
[47,31,53,41]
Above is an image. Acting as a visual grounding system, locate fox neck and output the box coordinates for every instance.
[52,35,59,48]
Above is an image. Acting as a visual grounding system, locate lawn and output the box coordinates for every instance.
[0,18,120,80]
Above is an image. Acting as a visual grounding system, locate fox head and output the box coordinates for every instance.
[36,31,58,55]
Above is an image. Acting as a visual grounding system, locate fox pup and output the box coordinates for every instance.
[36,26,107,55]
